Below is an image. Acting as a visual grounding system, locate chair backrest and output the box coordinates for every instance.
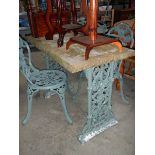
[107,22,134,48]
[19,37,37,84]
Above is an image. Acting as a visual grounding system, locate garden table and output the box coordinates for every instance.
[25,33,134,143]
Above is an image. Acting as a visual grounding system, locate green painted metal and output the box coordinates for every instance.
[78,62,118,143]
[19,37,72,125]
[44,53,65,71]
[107,22,134,48]
[107,22,134,103]
[35,22,135,142]
[97,23,108,34]
[113,60,129,103]
[44,54,82,101]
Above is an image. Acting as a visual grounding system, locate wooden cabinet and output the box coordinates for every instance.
[29,11,48,37]
[26,0,79,38]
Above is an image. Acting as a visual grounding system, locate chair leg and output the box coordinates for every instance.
[115,60,128,104]
[58,93,73,124]
[119,76,129,104]
[22,86,35,125]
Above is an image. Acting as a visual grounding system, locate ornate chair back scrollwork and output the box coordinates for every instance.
[107,22,134,48]
[19,36,72,124]
[107,22,134,103]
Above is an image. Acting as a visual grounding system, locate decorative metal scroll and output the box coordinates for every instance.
[78,62,118,143]
[107,22,134,48]
[106,22,134,103]
[44,53,65,71]
[44,54,82,100]
[19,37,72,124]
[113,60,128,103]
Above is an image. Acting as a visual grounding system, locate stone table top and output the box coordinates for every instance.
[25,34,135,73]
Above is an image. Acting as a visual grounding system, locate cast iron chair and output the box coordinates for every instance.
[106,22,134,103]
[19,36,72,124]
[44,54,82,101]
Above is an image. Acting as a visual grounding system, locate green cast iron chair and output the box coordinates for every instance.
[19,36,72,124]
[107,22,134,48]
[106,22,134,103]
[44,53,82,101]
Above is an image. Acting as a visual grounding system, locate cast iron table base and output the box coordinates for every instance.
[78,61,118,143]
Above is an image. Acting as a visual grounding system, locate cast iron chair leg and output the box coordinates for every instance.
[115,61,128,104]
[119,76,128,104]
[22,88,34,125]
[58,93,73,124]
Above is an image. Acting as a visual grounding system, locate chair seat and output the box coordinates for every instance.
[30,70,66,89]
[20,36,72,124]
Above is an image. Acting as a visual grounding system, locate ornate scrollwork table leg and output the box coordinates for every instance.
[78,62,118,143]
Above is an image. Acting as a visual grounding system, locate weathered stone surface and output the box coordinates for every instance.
[26,34,134,73]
